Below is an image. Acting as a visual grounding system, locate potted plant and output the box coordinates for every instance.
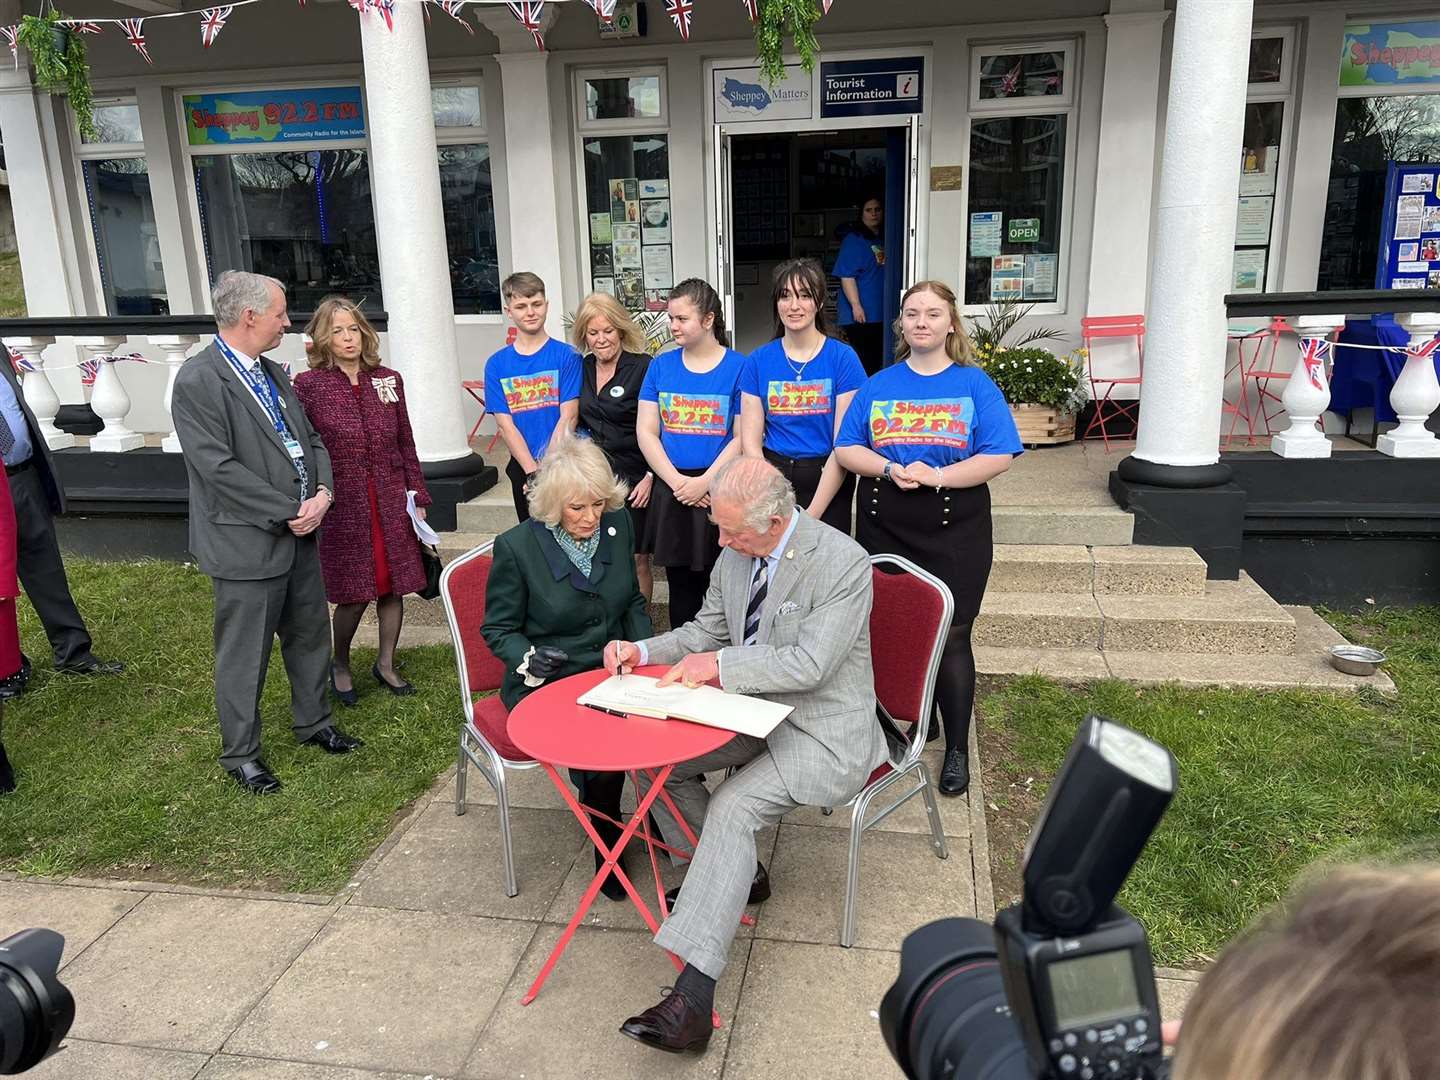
[966,296,1065,363]
[983,346,1089,446]
[16,9,97,142]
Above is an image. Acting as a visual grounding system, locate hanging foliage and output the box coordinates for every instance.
[754,0,823,88]
[15,10,96,141]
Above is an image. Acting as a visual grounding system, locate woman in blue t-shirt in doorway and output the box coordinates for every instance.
[833,195,887,377]
[638,279,746,628]
[836,280,1023,798]
[739,258,867,535]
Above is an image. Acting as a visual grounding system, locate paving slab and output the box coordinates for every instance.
[436,758,584,812]
[29,1040,209,1080]
[722,939,905,1080]
[756,825,973,951]
[352,801,581,920]
[59,893,331,1052]
[975,645,1112,681]
[225,905,535,1076]
[784,751,971,838]
[0,880,147,969]
[465,924,748,1080]
[1157,974,1202,1023]
[197,1057,433,1079]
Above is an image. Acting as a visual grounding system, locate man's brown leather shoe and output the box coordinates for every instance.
[619,990,712,1053]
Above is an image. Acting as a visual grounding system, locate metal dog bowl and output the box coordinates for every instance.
[1329,645,1387,677]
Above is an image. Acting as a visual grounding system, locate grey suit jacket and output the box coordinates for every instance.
[171,343,334,581]
[641,511,887,807]
[1,356,64,513]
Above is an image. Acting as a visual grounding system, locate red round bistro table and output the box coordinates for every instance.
[506,666,734,1008]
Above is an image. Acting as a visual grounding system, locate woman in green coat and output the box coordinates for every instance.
[482,431,652,898]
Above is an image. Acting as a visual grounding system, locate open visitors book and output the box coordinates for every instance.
[577,674,793,740]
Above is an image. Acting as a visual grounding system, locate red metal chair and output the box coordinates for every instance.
[1222,316,1293,448]
[834,554,953,947]
[439,540,538,898]
[462,326,516,451]
[1081,315,1145,451]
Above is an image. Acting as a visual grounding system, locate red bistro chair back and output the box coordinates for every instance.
[1081,315,1145,451]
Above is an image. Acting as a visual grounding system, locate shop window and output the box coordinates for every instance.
[1248,37,1285,85]
[82,159,167,315]
[584,75,663,122]
[439,143,500,314]
[193,149,383,314]
[82,102,144,145]
[432,86,483,129]
[580,133,672,312]
[975,50,1066,102]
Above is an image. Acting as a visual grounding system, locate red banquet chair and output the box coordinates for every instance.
[439,540,539,898]
[1081,315,1145,451]
[833,554,953,948]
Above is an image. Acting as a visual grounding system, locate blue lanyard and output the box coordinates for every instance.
[214,336,309,498]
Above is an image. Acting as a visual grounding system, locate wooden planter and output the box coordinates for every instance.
[1010,404,1076,446]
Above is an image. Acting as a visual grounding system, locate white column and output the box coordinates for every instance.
[6,336,73,449]
[1377,312,1440,459]
[1278,12,1346,291]
[1131,0,1254,468]
[358,1,471,464]
[1270,314,1345,459]
[152,335,201,453]
[74,336,144,452]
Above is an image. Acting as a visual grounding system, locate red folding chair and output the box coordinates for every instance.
[1081,315,1145,451]
[1222,316,1293,448]
[834,554,953,948]
[439,540,538,898]
[463,326,517,451]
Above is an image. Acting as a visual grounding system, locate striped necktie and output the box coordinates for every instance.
[743,557,769,646]
[0,415,13,457]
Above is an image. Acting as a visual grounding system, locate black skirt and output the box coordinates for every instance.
[763,448,855,535]
[645,468,720,571]
[855,477,993,623]
[626,500,653,556]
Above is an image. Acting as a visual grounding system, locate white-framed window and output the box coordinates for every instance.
[433,80,502,315]
[964,38,1079,312]
[573,66,673,314]
[75,98,168,316]
[1231,27,1296,295]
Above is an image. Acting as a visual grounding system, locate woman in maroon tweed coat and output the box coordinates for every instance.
[294,297,431,702]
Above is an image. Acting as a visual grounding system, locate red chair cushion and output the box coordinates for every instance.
[866,761,894,786]
[471,693,530,762]
[870,565,948,728]
[444,552,507,693]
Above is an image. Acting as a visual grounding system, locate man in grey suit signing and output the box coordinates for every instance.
[172,270,362,795]
[604,456,887,1054]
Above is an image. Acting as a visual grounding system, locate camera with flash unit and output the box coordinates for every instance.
[879,715,1177,1080]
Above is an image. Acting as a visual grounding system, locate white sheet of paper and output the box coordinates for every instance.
[578,674,792,740]
[407,490,441,546]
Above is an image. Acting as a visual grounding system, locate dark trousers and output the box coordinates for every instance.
[844,322,885,376]
[9,465,92,667]
[665,560,716,629]
[505,458,531,522]
[211,540,333,769]
[571,768,627,856]
[763,449,855,536]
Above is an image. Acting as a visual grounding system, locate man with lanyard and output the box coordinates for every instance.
[172,270,362,795]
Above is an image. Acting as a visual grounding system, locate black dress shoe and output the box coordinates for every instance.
[330,666,359,707]
[56,655,124,676]
[0,742,16,795]
[303,726,364,754]
[938,747,970,797]
[619,989,712,1054]
[372,663,415,697]
[0,655,31,700]
[227,759,282,795]
[665,862,769,910]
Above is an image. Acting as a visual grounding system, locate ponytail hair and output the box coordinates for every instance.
[669,278,729,349]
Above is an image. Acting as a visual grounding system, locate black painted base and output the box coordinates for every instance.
[1108,473,1246,579]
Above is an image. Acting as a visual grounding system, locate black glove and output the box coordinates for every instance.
[526,645,569,681]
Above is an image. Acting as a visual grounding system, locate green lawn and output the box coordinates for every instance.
[0,560,461,893]
[0,252,25,318]
[978,606,1440,969]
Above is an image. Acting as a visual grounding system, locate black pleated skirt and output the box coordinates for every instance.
[762,448,855,536]
[645,468,720,571]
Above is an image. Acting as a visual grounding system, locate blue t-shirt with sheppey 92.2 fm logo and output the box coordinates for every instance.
[835,360,1023,468]
[740,336,868,459]
[639,347,746,471]
[482,338,581,461]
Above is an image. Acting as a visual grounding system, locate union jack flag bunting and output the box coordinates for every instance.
[200,7,234,48]
[999,60,1023,95]
[665,0,693,39]
[1406,337,1440,362]
[374,0,395,31]
[121,18,152,65]
[0,25,17,71]
[740,0,758,21]
[505,1,546,50]
[67,20,104,34]
[80,353,147,387]
[1298,337,1332,393]
[585,0,617,24]
[7,347,31,375]
[435,0,474,34]
[822,0,834,11]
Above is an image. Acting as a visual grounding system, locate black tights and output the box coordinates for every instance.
[665,565,712,629]
[332,594,405,688]
[934,620,977,755]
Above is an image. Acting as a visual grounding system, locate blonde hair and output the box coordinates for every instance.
[1174,864,1440,1080]
[572,292,648,356]
[526,430,629,526]
[304,296,382,371]
[893,280,976,367]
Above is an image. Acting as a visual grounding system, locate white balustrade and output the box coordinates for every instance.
[1377,312,1440,459]
[1270,314,1346,460]
[151,335,201,453]
[74,335,145,453]
[6,336,75,450]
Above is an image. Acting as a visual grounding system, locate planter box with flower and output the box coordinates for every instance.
[968,299,1087,446]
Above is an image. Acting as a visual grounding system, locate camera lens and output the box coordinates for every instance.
[880,918,1030,1080]
[0,929,74,1075]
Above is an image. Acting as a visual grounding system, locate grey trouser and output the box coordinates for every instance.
[641,736,798,979]
[212,541,332,769]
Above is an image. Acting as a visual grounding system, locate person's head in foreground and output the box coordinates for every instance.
[526,430,628,541]
[709,457,796,559]
[1173,863,1440,1080]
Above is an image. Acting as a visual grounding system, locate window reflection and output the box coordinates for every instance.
[439,144,500,314]
[585,76,662,121]
[965,115,1066,303]
[82,158,168,315]
[977,52,1065,100]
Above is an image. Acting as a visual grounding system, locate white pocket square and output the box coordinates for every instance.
[777,601,801,615]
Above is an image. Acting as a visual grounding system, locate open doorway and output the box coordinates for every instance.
[725,127,911,358]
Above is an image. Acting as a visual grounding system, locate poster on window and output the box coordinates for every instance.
[1424,205,1440,234]
[1403,172,1436,194]
[1231,249,1267,293]
[970,212,1003,257]
[1235,196,1274,245]
[612,239,642,269]
[1023,254,1057,300]
[639,179,670,199]
[589,213,614,246]
[641,199,671,243]
[990,255,1025,300]
[184,87,365,145]
[594,276,616,297]
[616,271,645,309]
[1396,194,1426,239]
[1238,144,1279,197]
[643,244,673,289]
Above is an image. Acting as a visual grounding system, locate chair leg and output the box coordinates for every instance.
[455,734,469,817]
[841,788,875,948]
[495,770,519,898]
[820,806,833,817]
[916,763,949,860]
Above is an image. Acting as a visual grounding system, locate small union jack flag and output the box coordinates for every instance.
[1298,338,1332,393]
[740,0,758,21]
[375,0,395,31]
[435,0,474,34]
[7,347,31,375]
[999,60,1023,95]
[505,1,546,50]
[1406,337,1440,363]
[200,7,233,48]
[585,0,617,24]
[67,20,104,34]
[121,18,152,65]
[822,0,834,11]
[665,0,693,39]
[0,25,17,71]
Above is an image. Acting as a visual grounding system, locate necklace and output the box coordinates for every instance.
[784,336,824,379]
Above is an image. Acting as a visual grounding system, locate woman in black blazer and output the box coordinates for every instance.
[482,431,652,898]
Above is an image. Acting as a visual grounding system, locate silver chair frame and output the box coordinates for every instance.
[439,540,540,898]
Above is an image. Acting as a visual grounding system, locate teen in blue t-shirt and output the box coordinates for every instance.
[636,279,745,628]
[739,258,867,533]
[836,280,1021,802]
[833,197,887,375]
[484,273,581,520]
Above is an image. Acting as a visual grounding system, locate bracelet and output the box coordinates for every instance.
[882,462,895,484]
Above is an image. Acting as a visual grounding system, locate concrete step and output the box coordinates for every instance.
[988,545,1207,596]
[454,486,519,535]
[992,505,1134,546]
